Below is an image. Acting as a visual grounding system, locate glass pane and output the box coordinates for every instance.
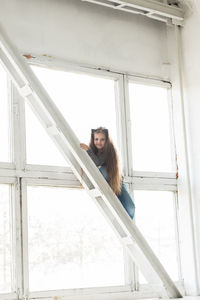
[27,186,124,291]
[0,64,10,162]
[134,190,179,282]
[0,185,12,292]
[26,66,117,166]
[25,102,67,166]
[129,83,174,172]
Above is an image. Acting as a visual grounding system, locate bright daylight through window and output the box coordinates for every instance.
[128,82,180,283]
[24,67,180,290]
[129,83,175,172]
[0,59,181,296]
[25,66,117,166]
[134,190,179,283]
[27,186,124,291]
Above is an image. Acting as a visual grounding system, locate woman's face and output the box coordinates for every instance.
[94,132,106,150]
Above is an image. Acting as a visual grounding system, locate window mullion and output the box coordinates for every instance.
[7,77,25,298]
[115,75,137,289]
[167,88,178,173]
[9,79,28,298]
[173,192,183,283]
[20,178,29,299]
[123,75,139,290]
[10,80,26,171]
[11,179,23,298]
[123,75,134,177]
[114,75,129,174]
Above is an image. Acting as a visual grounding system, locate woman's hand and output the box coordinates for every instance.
[80,143,89,151]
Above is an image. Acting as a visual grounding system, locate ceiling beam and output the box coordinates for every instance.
[81,0,184,24]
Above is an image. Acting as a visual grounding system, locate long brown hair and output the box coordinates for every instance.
[89,127,122,195]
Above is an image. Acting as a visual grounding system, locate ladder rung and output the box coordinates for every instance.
[121,236,133,246]
[89,188,102,198]
[19,84,33,97]
[46,125,60,136]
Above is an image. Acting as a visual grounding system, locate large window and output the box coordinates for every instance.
[0,58,182,300]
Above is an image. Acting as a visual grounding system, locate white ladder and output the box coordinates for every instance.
[0,24,182,298]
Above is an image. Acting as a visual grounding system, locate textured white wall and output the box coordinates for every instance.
[182,1,200,199]
[0,0,166,77]
[180,1,200,294]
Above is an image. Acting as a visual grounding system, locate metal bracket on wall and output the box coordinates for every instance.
[81,0,184,25]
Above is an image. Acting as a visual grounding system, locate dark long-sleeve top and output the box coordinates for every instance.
[87,148,106,167]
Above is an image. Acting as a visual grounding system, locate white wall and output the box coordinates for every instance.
[180,0,200,294]
[0,0,166,77]
[165,0,200,295]
[165,21,200,294]
[181,0,200,223]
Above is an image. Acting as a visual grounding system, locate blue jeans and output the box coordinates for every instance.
[99,166,135,219]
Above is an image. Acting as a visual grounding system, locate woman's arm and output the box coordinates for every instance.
[80,143,89,151]
[80,143,105,167]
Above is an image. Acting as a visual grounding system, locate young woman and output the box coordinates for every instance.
[80,127,135,219]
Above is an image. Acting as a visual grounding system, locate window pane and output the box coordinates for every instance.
[0,64,10,162]
[25,102,67,166]
[26,66,117,166]
[0,185,12,292]
[134,190,179,282]
[129,83,174,172]
[27,186,124,291]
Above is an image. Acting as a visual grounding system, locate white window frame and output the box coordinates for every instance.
[121,74,183,290]
[0,54,185,299]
